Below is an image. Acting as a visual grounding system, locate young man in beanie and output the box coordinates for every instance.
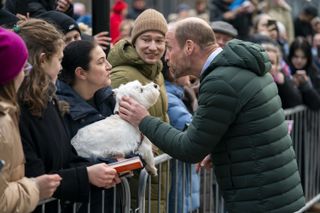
[107,8,169,212]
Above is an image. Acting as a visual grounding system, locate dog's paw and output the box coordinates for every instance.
[146,165,158,176]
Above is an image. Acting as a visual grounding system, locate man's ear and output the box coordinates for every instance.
[75,67,87,80]
[184,40,195,56]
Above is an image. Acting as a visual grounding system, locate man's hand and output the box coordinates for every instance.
[196,154,213,173]
[118,96,150,128]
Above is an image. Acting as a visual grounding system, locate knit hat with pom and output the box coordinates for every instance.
[131,9,167,44]
[0,27,28,85]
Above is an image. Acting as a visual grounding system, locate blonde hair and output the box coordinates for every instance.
[17,19,64,117]
[261,42,281,70]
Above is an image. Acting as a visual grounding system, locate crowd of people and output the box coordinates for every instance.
[1,0,320,212]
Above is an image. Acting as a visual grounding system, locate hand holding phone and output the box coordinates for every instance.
[293,70,308,85]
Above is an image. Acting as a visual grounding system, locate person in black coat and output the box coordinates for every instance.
[294,4,318,44]
[287,37,320,110]
[0,0,18,27]
[16,19,120,213]
[5,0,73,17]
[210,0,254,40]
[57,39,127,213]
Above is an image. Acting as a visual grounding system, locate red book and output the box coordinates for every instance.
[108,156,143,174]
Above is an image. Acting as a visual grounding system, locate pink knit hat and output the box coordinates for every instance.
[0,27,28,85]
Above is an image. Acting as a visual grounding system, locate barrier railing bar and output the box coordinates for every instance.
[295,194,320,213]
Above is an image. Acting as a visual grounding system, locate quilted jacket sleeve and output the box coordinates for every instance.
[139,77,239,163]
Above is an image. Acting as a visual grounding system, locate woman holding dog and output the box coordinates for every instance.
[57,40,115,138]
[16,19,120,213]
[107,8,169,212]
[57,39,125,213]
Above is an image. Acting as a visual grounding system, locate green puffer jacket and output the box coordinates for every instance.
[138,40,305,213]
[108,39,169,212]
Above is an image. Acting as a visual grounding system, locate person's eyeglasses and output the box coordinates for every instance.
[24,62,33,75]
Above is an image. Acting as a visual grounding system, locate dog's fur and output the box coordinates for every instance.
[71,80,159,175]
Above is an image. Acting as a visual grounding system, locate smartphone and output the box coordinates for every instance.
[296,70,306,76]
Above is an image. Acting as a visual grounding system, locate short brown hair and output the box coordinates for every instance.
[175,18,216,49]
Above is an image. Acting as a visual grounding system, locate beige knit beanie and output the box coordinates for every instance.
[131,9,168,44]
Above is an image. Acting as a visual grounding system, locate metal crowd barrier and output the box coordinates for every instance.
[37,177,131,213]
[36,106,320,213]
[134,154,225,213]
[285,106,320,213]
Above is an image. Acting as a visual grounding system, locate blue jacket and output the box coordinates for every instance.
[56,80,115,138]
[166,81,200,213]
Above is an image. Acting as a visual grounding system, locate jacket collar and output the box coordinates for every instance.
[56,80,114,120]
[108,39,163,81]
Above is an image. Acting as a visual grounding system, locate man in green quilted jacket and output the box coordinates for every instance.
[118,17,305,213]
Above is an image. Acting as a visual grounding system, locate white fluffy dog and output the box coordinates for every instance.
[71,80,159,176]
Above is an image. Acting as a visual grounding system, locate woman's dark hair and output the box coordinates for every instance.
[59,40,97,86]
[288,37,313,73]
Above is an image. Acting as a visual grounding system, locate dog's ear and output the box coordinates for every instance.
[112,88,118,96]
[113,89,124,114]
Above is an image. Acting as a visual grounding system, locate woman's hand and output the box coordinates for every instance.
[293,70,309,86]
[87,163,121,188]
[34,174,62,200]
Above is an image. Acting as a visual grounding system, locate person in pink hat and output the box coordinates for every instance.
[0,27,62,213]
